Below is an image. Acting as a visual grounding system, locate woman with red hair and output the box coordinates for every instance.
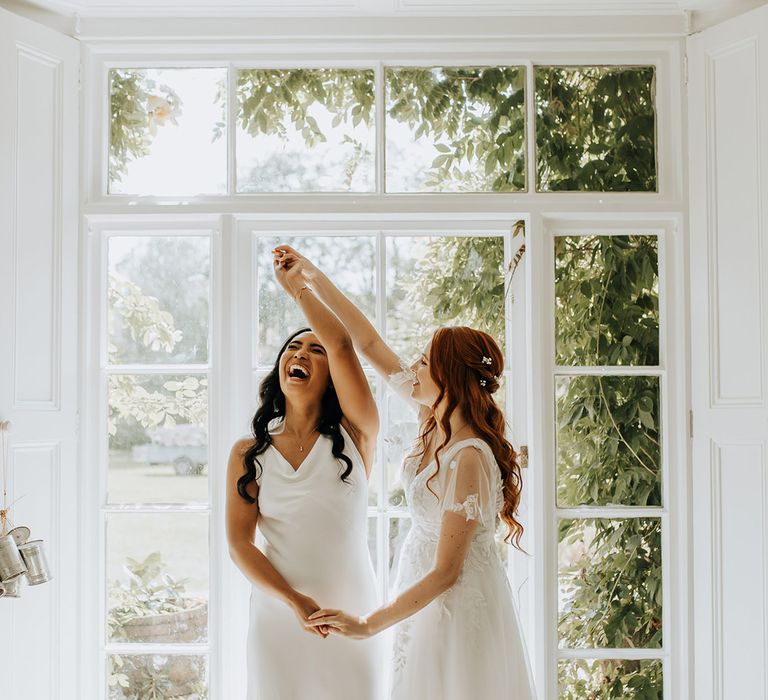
[274,245,537,700]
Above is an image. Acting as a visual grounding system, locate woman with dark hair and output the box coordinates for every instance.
[275,246,537,700]
[225,254,382,699]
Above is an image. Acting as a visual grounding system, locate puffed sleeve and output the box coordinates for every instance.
[440,443,499,528]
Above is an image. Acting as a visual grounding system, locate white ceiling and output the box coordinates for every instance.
[10,0,760,17]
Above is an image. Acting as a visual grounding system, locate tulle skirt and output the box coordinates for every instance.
[390,533,537,700]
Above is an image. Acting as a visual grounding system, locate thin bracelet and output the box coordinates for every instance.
[294,285,311,301]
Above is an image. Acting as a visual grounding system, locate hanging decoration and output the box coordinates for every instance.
[0,421,52,599]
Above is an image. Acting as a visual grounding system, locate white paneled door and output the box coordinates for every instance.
[0,7,79,700]
[688,5,768,700]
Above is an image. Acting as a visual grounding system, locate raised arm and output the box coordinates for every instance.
[225,439,328,637]
[274,245,403,380]
[273,251,379,474]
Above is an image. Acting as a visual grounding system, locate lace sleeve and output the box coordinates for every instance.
[440,443,498,528]
[386,358,418,407]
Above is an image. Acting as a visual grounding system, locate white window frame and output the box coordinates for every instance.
[80,30,689,700]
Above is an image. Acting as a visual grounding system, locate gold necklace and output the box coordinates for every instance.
[283,427,318,453]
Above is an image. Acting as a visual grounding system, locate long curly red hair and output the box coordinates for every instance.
[417,326,525,549]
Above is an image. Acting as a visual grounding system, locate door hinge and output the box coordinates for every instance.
[689,410,694,439]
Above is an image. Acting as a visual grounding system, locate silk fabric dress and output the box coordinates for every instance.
[246,420,383,700]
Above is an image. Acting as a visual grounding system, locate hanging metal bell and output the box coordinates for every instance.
[2,575,22,597]
[18,539,51,585]
[0,534,27,582]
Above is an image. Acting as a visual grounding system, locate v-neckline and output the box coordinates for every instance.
[270,432,324,474]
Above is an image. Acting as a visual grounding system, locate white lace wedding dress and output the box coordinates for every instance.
[388,370,537,700]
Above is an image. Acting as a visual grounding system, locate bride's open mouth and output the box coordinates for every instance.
[287,363,311,382]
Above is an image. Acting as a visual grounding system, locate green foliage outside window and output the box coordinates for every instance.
[536,66,657,191]
[385,66,526,191]
[559,659,662,700]
[557,375,661,507]
[109,64,656,194]
[110,70,182,185]
[555,236,659,367]
[387,234,508,360]
[552,233,663,697]
[237,68,375,144]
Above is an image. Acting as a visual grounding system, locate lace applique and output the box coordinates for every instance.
[446,493,481,521]
[393,620,412,673]
[436,539,495,628]
[387,359,416,390]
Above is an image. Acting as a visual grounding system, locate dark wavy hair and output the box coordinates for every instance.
[237,328,354,503]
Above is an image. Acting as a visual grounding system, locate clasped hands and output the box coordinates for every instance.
[272,245,318,296]
[291,592,371,640]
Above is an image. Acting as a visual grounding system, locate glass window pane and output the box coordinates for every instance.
[108,236,210,365]
[558,659,663,700]
[108,654,208,700]
[109,68,227,195]
[536,66,657,192]
[108,374,208,504]
[255,235,376,364]
[555,235,659,366]
[107,513,209,643]
[558,518,662,649]
[236,69,375,192]
[386,235,506,361]
[556,375,661,507]
[386,66,526,192]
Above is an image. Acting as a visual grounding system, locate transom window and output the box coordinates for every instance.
[106,64,656,196]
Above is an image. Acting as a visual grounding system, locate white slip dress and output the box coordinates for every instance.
[246,419,384,700]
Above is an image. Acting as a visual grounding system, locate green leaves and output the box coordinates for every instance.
[109,64,657,195]
[536,66,657,192]
[559,518,663,650]
[235,68,375,191]
[386,66,526,192]
[556,375,661,507]
[109,70,183,185]
[388,235,505,360]
[553,233,662,697]
[236,68,374,146]
[559,659,663,699]
[555,236,660,367]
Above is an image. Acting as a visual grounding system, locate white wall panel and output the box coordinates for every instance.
[712,442,768,699]
[13,46,63,409]
[0,6,79,700]
[6,443,61,700]
[706,40,764,406]
[689,4,768,700]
